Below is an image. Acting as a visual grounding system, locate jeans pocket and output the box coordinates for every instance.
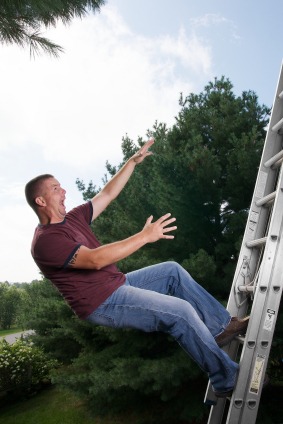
[85,312,116,328]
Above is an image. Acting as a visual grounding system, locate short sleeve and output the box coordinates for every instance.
[33,232,81,270]
[67,202,93,225]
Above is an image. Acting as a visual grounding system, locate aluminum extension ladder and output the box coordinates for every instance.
[204,60,283,424]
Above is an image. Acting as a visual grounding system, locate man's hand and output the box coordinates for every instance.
[66,213,177,270]
[141,213,177,243]
[132,138,154,164]
[90,138,155,222]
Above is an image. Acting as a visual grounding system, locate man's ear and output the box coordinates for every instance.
[35,197,46,207]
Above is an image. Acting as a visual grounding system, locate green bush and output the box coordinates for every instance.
[0,338,59,392]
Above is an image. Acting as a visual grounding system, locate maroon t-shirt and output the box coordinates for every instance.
[31,202,126,320]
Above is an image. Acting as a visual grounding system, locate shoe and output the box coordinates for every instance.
[215,316,250,348]
[213,373,269,398]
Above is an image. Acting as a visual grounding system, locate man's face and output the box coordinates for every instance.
[42,177,66,219]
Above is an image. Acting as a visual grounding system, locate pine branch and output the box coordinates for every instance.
[0,0,106,57]
[28,30,64,58]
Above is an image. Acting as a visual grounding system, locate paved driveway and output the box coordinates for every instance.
[0,330,35,344]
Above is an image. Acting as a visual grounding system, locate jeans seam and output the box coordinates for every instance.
[134,270,228,330]
[100,304,234,379]
[128,271,229,332]
[178,281,228,330]
[128,273,174,289]
[87,311,117,328]
[175,315,235,378]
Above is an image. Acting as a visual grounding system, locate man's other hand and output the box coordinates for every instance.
[142,213,177,243]
[132,138,154,164]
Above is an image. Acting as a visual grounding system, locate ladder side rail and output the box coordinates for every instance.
[205,60,283,421]
[239,246,283,423]
[226,231,281,423]
[222,58,283,319]
[204,167,276,408]
[226,117,283,315]
[205,85,283,415]
[207,398,227,423]
[226,163,283,423]
[211,231,277,424]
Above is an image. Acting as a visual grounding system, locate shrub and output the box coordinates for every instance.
[0,338,59,392]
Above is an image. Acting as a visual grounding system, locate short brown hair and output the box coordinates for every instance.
[25,174,54,213]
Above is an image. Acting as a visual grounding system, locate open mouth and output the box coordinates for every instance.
[60,199,66,208]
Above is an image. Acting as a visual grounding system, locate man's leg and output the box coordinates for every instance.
[85,262,238,393]
[126,261,231,338]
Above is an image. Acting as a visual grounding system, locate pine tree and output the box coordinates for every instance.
[0,0,105,57]
[77,77,270,297]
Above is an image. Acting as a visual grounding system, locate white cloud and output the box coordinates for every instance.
[0,180,26,201]
[190,14,231,27]
[190,13,241,41]
[0,5,215,281]
[0,204,40,282]
[158,27,212,74]
[0,5,212,170]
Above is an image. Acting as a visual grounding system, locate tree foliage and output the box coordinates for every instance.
[0,0,105,57]
[0,283,23,329]
[77,77,270,296]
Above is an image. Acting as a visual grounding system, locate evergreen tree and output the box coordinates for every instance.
[0,0,105,57]
[77,77,270,297]
[23,277,83,363]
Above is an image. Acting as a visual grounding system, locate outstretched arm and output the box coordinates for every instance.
[67,213,177,270]
[90,138,154,221]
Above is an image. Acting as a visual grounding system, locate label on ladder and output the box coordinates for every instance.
[263,308,276,331]
[247,211,259,240]
[249,353,266,395]
[255,171,268,198]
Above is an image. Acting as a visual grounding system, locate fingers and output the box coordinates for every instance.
[155,214,177,239]
[162,225,177,233]
[145,138,155,147]
[141,138,154,153]
[156,213,172,224]
[146,215,153,225]
[161,217,176,228]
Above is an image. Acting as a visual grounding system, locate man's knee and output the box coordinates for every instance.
[164,261,183,277]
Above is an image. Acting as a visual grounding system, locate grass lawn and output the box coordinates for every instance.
[0,385,131,424]
[0,327,23,338]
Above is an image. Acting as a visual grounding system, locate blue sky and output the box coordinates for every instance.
[0,0,282,282]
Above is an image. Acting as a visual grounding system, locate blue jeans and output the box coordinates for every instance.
[85,262,239,393]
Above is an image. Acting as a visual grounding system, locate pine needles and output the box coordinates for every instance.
[0,0,105,57]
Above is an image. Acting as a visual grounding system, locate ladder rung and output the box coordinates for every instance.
[238,285,254,293]
[278,90,283,99]
[234,335,245,344]
[264,150,283,168]
[271,117,283,132]
[255,191,276,206]
[246,237,267,248]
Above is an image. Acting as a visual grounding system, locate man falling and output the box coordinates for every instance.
[25,139,249,397]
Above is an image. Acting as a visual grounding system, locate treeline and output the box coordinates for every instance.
[1,282,27,330]
[9,78,283,423]
[0,280,41,330]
